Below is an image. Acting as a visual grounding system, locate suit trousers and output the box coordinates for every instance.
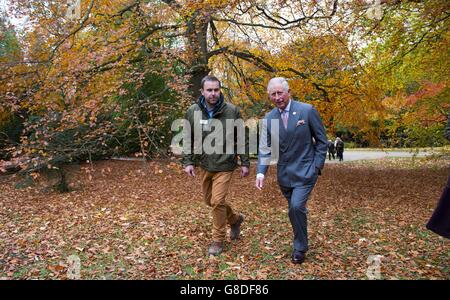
[279,177,318,253]
[201,169,240,242]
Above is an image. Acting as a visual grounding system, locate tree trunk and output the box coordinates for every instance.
[186,11,211,100]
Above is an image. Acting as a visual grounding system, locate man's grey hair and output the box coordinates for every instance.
[267,77,289,93]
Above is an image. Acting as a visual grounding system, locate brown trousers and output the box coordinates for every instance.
[200,169,240,242]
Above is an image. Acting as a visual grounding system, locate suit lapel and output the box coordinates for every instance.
[287,101,299,133]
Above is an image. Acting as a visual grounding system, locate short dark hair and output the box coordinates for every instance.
[201,75,221,89]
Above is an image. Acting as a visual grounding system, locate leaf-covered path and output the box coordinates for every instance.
[0,158,449,279]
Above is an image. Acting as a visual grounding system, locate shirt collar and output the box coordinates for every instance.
[200,94,224,114]
[202,98,216,112]
[278,99,292,114]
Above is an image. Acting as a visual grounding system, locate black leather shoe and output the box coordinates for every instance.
[291,251,305,264]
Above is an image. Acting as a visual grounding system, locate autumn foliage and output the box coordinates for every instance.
[0,0,449,176]
[0,1,449,281]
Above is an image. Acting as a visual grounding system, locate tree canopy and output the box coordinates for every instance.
[0,0,449,176]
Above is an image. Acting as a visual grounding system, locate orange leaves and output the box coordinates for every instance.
[0,158,449,279]
[404,82,446,106]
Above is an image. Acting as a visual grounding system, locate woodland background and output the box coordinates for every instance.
[1,0,449,176]
[0,0,449,280]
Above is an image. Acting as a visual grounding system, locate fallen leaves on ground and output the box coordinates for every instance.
[0,157,448,279]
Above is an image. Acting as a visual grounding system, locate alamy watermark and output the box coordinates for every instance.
[366,0,383,20]
[67,254,81,279]
[311,0,383,21]
[366,255,383,280]
[66,0,81,20]
[64,0,382,22]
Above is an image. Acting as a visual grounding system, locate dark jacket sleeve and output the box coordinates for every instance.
[309,107,328,170]
[445,113,450,142]
[181,108,195,167]
[236,106,250,168]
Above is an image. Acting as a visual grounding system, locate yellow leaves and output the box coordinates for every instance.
[0,108,12,127]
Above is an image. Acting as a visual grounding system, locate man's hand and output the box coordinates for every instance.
[240,166,249,178]
[184,165,195,177]
[255,177,264,190]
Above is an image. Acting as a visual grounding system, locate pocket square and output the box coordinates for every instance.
[296,120,305,126]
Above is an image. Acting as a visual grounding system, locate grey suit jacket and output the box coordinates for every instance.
[257,100,328,187]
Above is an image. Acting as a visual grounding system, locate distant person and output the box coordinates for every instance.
[335,137,344,161]
[426,112,450,239]
[327,139,336,160]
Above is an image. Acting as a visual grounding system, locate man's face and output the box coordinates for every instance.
[268,83,290,110]
[201,80,221,108]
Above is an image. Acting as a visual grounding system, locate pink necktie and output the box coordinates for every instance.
[281,111,288,129]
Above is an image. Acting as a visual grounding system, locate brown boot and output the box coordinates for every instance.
[208,241,224,256]
[230,214,244,240]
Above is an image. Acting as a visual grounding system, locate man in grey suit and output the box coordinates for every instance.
[256,77,327,264]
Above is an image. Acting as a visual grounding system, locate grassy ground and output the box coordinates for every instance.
[0,156,449,279]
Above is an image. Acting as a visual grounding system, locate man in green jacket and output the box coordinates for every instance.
[182,75,250,256]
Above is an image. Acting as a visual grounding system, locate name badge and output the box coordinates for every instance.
[200,119,208,125]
